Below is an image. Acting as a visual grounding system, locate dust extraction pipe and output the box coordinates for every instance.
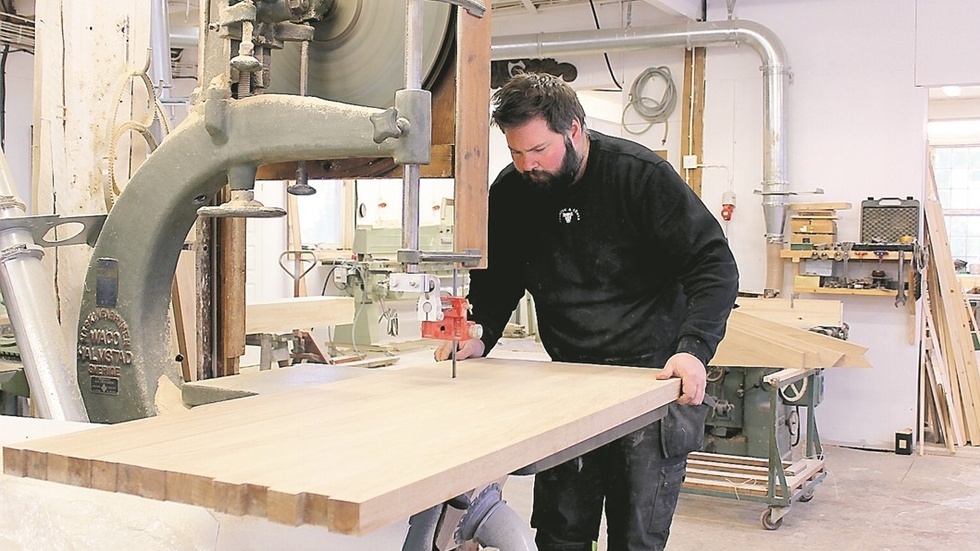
[491,19,791,295]
[0,149,88,421]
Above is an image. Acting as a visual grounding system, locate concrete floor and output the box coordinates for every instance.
[499,445,980,550]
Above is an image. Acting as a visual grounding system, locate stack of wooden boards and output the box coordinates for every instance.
[715,309,870,369]
[921,154,980,450]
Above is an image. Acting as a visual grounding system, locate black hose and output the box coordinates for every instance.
[587,0,622,90]
[0,43,8,150]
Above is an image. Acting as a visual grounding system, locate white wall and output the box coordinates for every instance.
[494,0,932,449]
[704,0,925,450]
[914,0,980,87]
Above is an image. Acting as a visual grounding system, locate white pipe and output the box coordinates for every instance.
[0,149,88,421]
[491,19,791,294]
[150,0,173,100]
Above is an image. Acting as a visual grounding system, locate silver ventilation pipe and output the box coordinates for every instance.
[0,149,88,421]
[491,19,791,295]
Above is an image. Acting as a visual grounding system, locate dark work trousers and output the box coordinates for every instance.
[530,420,687,551]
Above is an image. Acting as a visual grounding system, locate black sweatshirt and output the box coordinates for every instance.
[469,130,739,369]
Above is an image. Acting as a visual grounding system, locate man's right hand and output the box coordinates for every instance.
[434,339,485,362]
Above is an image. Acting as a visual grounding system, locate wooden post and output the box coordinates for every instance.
[680,47,706,196]
[453,8,492,269]
[33,2,151,351]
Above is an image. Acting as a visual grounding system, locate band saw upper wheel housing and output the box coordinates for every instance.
[268,0,455,108]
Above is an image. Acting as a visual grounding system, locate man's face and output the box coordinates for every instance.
[504,117,583,191]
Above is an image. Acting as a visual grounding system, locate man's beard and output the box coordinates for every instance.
[522,136,583,191]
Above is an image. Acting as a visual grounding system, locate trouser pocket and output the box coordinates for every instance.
[646,458,687,537]
[661,403,709,457]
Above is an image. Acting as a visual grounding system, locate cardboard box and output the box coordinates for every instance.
[794,274,822,289]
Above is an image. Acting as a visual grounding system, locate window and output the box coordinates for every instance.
[296,179,347,248]
[932,145,980,265]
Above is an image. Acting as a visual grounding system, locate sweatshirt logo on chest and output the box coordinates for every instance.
[558,207,581,224]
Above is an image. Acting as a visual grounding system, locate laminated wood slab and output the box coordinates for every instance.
[244,296,354,334]
[3,358,679,535]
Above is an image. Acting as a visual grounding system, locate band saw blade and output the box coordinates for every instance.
[268,0,454,109]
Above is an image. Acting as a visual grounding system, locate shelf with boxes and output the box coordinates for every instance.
[780,248,907,296]
[782,200,920,299]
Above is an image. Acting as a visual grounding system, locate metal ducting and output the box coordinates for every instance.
[491,19,791,295]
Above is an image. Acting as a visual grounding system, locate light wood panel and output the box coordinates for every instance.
[734,297,843,329]
[245,296,354,335]
[3,358,679,535]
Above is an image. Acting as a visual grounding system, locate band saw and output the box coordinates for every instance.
[74,0,486,424]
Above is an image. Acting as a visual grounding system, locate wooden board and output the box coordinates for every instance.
[713,310,870,368]
[734,297,842,329]
[3,358,679,535]
[785,202,853,211]
[244,296,354,335]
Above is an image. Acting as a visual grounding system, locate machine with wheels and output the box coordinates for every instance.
[683,366,827,530]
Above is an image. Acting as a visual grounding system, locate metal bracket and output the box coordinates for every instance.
[389,273,443,322]
[753,187,824,196]
[0,214,107,248]
[393,88,431,164]
[437,0,487,17]
[397,248,482,267]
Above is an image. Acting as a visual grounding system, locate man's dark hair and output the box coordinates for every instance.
[491,72,586,135]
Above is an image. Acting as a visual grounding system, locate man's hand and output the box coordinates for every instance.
[434,338,486,362]
[656,352,707,406]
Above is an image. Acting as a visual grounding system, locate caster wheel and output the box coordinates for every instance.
[761,508,783,530]
[799,489,815,503]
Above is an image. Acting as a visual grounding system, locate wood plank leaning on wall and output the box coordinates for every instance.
[923,151,980,446]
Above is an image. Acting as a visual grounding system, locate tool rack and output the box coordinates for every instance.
[681,368,827,530]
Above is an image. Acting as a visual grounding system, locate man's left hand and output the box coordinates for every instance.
[656,353,707,406]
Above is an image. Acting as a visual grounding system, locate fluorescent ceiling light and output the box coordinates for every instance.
[941,86,963,97]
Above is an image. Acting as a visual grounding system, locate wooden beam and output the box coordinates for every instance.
[215,188,246,377]
[255,145,455,180]
[453,7,491,268]
[680,47,705,196]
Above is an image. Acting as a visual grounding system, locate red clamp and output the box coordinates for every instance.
[421,296,479,341]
